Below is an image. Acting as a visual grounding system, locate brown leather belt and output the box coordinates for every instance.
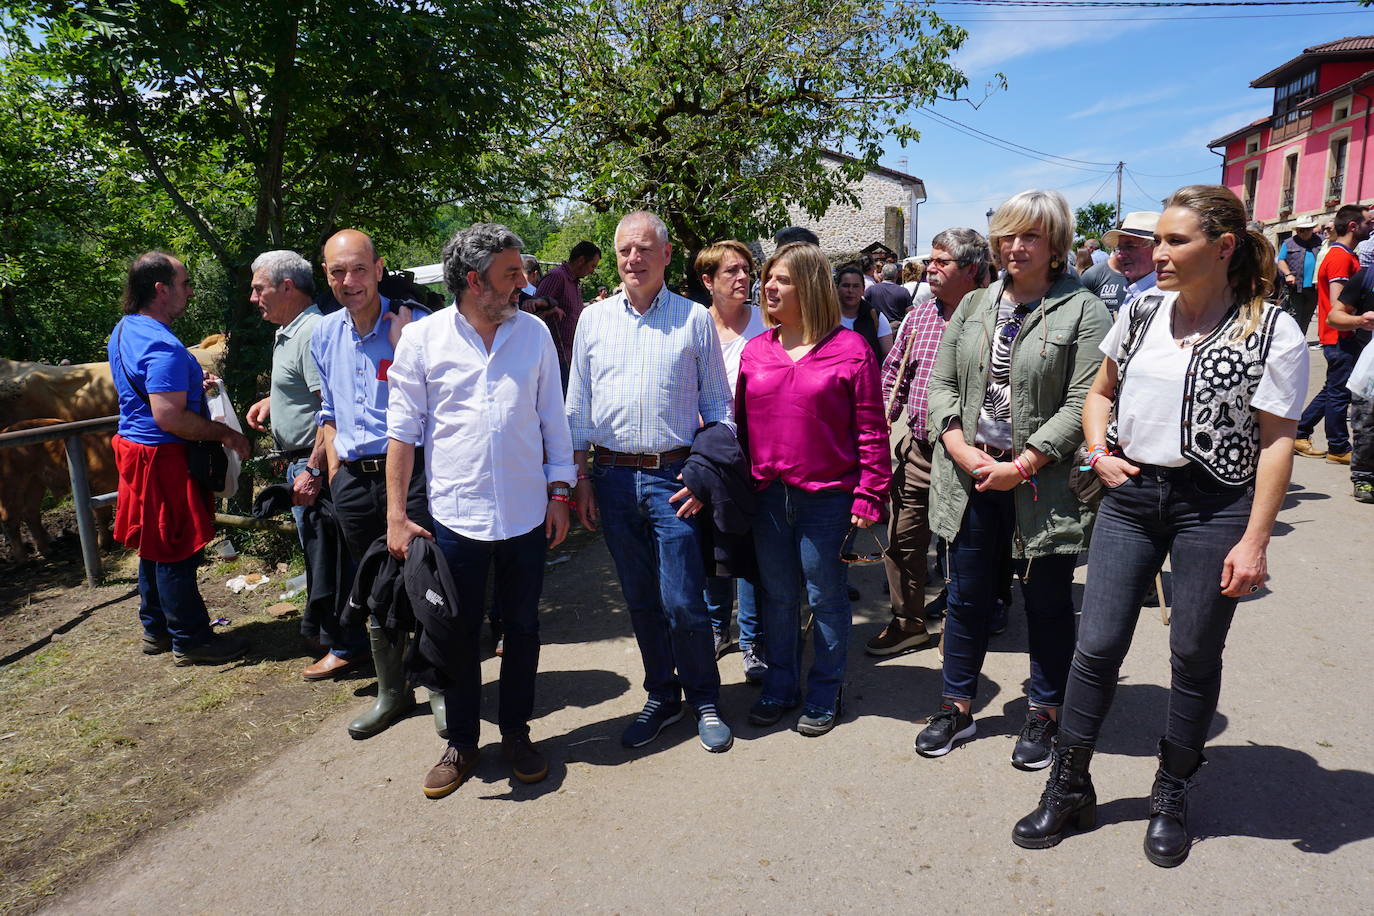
[976,443,1012,460]
[594,446,691,470]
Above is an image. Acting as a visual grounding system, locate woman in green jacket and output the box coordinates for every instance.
[915,189,1111,769]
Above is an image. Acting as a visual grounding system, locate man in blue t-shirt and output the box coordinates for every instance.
[109,251,251,665]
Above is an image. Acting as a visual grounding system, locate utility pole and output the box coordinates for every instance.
[1116,162,1124,224]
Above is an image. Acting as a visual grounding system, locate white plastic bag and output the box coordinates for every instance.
[1348,340,1374,401]
[205,387,243,498]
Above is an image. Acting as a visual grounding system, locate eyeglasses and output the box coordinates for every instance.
[1116,241,1153,253]
[840,524,887,565]
[926,257,962,269]
[999,301,1034,341]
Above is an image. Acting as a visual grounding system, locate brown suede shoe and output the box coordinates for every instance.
[1293,438,1327,458]
[865,618,932,657]
[501,734,549,784]
[302,652,365,681]
[423,746,480,799]
[1326,451,1352,465]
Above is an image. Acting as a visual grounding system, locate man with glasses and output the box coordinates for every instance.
[867,228,992,656]
[1083,212,1159,315]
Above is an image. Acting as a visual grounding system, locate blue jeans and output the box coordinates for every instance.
[752,483,852,715]
[941,487,1077,707]
[1298,337,1363,453]
[1059,464,1252,753]
[138,554,213,651]
[704,576,760,651]
[594,461,719,707]
[433,521,546,750]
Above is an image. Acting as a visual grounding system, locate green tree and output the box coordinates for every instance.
[535,0,977,257]
[1074,202,1117,244]
[6,0,547,397]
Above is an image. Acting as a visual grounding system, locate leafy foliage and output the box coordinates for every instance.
[1074,202,1117,244]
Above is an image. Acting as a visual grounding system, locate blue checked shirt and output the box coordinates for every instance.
[566,285,732,453]
[311,296,428,462]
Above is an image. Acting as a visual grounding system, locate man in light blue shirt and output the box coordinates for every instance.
[310,228,432,736]
[567,210,735,753]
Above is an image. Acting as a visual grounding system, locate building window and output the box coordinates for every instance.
[1328,135,1349,203]
[1334,101,1350,121]
[1244,166,1259,216]
[1274,69,1318,127]
[1281,152,1298,213]
[1246,134,1260,155]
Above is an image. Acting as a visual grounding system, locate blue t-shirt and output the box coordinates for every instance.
[108,314,204,445]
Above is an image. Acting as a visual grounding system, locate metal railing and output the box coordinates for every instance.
[1328,173,1344,201]
[1280,188,1295,212]
[0,416,119,587]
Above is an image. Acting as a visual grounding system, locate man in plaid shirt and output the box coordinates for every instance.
[867,228,992,656]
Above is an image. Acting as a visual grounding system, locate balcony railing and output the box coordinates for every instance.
[1244,196,1256,218]
[1271,112,1312,143]
[1328,173,1344,202]
[1280,188,1295,212]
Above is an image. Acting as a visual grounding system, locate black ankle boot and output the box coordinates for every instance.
[1144,738,1204,868]
[1012,740,1096,849]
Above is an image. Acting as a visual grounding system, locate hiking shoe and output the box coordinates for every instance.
[797,707,838,737]
[141,633,172,655]
[742,645,767,684]
[990,599,1009,636]
[865,618,932,657]
[1011,707,1058,771]
[501,734,548,784]
[1355,481,1374,504]
[914,702,976,757]
[924,588,948,620]
[621,697,684,748]
[173,633,247,666]
[695,703,733,752]
[423,745,480,799]
[1326,451,1352,465]
[748,696,795,726]
[713,627,732,660]
[1293,438,1326,458]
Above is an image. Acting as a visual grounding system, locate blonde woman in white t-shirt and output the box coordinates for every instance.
[696,240,767,683]
[1013,185,1308,868]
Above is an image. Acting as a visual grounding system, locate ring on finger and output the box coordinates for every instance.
[1248,584,1259,593]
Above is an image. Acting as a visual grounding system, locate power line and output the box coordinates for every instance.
[918,109,1118,168]
[1124,168,1165,205]
[930,0,1357,7]
[1130,164,1222,178]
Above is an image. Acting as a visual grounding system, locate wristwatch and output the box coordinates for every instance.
[304,465,322,478]
[549,484,571,498]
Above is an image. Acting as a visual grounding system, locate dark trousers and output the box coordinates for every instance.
[883,435,934,624]
[434,522,546,750]
[941,488,1077,707]
[330,454,431,648]
[1281,286,1318,338]
[1059,464,1252,754]
[287,458,360,657]
[138,554,212,652]
[1350,394,1374,486]
[1298,337,1363,454]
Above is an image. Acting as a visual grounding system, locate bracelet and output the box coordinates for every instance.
[576,473,591,481]
[550,493,575,505]
[1012,456,1039,502]
[1080,443,1109,471]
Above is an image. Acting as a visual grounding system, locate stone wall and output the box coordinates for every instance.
[762,158,916,256]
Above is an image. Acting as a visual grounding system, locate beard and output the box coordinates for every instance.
[478,294,519,325]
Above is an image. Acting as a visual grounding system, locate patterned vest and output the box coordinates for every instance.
[1112,294,1282,486]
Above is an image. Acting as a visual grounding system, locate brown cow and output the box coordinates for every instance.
[0,419,117,560]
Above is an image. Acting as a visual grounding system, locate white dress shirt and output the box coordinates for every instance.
[387,306,577,541]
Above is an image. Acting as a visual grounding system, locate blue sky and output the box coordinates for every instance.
[881,6,1374,250]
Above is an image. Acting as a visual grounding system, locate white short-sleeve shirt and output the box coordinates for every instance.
[1101,292,1308,466]
[717,306,768,397]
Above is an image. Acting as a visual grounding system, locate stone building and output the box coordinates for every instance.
[766,150,927,257]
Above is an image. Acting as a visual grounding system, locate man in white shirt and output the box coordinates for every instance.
[385,223,576,798]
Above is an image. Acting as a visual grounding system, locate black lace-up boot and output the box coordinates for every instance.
[1012,739,1096,849]
[1145,738,1204,867]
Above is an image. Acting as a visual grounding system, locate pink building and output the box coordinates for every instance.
[1209,36,1374,240]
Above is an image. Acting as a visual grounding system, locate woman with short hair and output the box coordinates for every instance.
[1012,185,1307,867]
[917,189,1111,769]
[835,265,893,360]
[736,242,890,736]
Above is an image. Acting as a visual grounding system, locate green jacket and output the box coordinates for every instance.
[926,274,1112,558]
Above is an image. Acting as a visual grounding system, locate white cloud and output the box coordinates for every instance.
[1067,86,1185,121]
[952,19,1157,76]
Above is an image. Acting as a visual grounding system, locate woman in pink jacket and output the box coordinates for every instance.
[735,242,891,737]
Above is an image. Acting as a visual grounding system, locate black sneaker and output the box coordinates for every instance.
[621,697,684,748]
[1011,707,1058,771]
[914,701,976,757]
[141,632,172,655]
[990,598,1009,635]
[748,697,795,726]
[173,633,248,666]
[924,589,948,620]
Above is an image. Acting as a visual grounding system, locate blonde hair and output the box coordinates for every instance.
[759,242,839,343]
[694,240,756,280]
[988,189,1074,282]
[1163,184,1275,338]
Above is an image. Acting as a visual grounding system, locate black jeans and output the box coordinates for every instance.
[434,522,547,749]
[1059,463,1252,753]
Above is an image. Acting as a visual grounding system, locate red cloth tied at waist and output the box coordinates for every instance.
[112,434,215,563]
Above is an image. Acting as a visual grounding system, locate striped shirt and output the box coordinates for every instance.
[566,285,732,453]
[881,298,952,435]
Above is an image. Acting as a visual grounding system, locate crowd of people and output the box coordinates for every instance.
[106,181,1371,869]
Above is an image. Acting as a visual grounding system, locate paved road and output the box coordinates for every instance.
[55,350,1374,914]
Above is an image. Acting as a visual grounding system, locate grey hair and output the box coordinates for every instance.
[930,227,993,284]
[616,210,670,245]
[441,222,525,300]
[881,262,900,282]
[251,250,315,296]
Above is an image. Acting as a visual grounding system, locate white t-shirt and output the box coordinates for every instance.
[840,311,892,336]
[1101,292,1308,466]
[717,306,768,397]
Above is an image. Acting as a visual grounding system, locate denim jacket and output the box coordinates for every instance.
[926,274,1112,558]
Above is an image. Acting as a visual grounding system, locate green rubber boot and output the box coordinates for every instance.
[429,688,448,739]
[347,623,415,739]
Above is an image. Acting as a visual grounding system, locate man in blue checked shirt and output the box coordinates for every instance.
[566,210,736,753]
[310,228,432,736]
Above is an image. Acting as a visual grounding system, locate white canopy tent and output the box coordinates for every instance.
[406,263,445,286]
